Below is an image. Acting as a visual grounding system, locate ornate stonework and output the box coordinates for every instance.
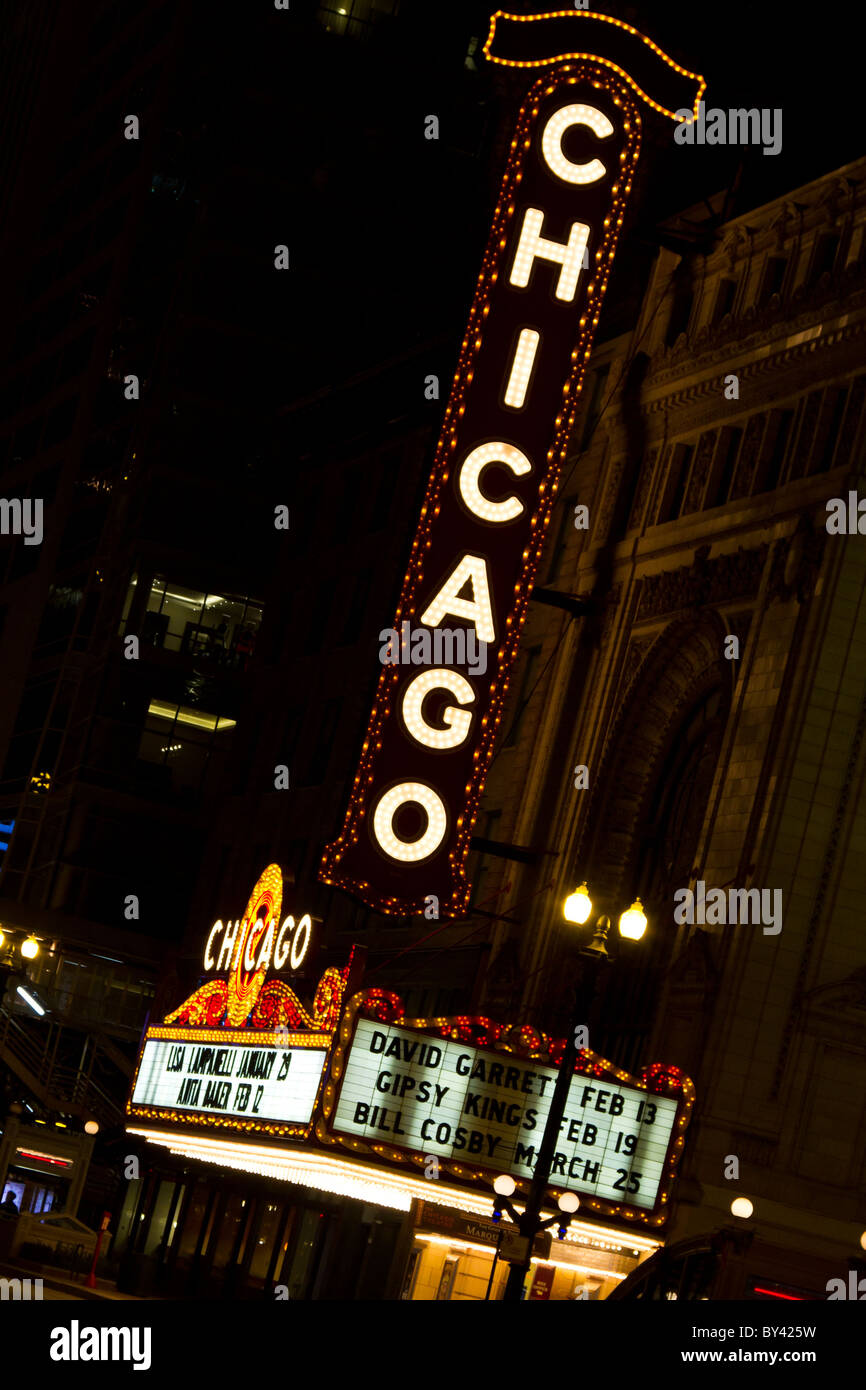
[637,545,769,621]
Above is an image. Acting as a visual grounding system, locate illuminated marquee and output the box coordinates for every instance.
[320,12,705,916]
[316,993,694,1226]
[130,1033,329,1128]
[126,865,348,1138]
[164,864,328,1031]
[127,946,695,1222]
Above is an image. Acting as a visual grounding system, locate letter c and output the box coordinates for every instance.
[204,920,223,971]
[458,442,531,524]
[422,1118,435,1142]
[541,103,613,185]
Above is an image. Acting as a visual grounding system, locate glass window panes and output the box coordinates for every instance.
[140,575,262,664]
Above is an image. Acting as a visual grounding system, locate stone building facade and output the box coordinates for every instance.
[471,156,866,1296]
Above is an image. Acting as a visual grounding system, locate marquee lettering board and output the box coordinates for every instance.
[128,1029,330,1138]
[319,1010,694,1224]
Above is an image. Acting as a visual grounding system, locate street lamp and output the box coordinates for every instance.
[619,900,648,941]
[563,883,592,925]
[21,937,39,960]
[501,884,648,1301]
[490,1175,581,1295]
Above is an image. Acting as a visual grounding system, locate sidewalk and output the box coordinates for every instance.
[0,1258,163,1300]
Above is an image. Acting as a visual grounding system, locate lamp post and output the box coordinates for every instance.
[500,885,647,1302]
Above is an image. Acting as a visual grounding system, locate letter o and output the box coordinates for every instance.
[372,782,447,862]
[401,668,476,750]
[274,915,295,970]
[289,913,312,970]
[541,103,613,185]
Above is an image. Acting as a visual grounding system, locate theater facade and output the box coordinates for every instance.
[119,864,690,1299]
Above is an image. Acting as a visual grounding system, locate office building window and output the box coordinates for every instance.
[138,699,237,794]
[131,576,262,666]
[318,0,401,41]
[656,443,695,523]
[579,364,610,450]
[711,277,738,326]
[758,256,787,306]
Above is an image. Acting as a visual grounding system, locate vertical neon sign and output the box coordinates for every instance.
[321,12,705,917]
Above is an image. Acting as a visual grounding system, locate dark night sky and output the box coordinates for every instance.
[290,1,863,400]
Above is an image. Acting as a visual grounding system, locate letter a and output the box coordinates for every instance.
[419,554,495,644]
[825,498,846,534]
[673,888,693,925]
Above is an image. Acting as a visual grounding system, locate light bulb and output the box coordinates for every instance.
[563,884,592,925]
[619,899,647,940]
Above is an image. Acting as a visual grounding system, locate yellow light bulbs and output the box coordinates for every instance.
[619,899,647,940]
[563,884,593,925]
[541,103,613,185]
[503,330,541,410]
[401,669,476,751]
[457,441,531,522]
[510,208,590,302]
[372,782,448,863]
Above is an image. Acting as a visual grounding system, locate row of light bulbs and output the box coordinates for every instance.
[0,929,39,958]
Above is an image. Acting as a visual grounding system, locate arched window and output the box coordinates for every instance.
[591,683,728,1073]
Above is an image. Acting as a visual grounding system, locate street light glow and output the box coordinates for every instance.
[563,883,592,924]
[619,899,647,940]
[558,1192,580,1213]
[494,1175,516,1197]
[21,936,39,959]
[731,1197,754,1219]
